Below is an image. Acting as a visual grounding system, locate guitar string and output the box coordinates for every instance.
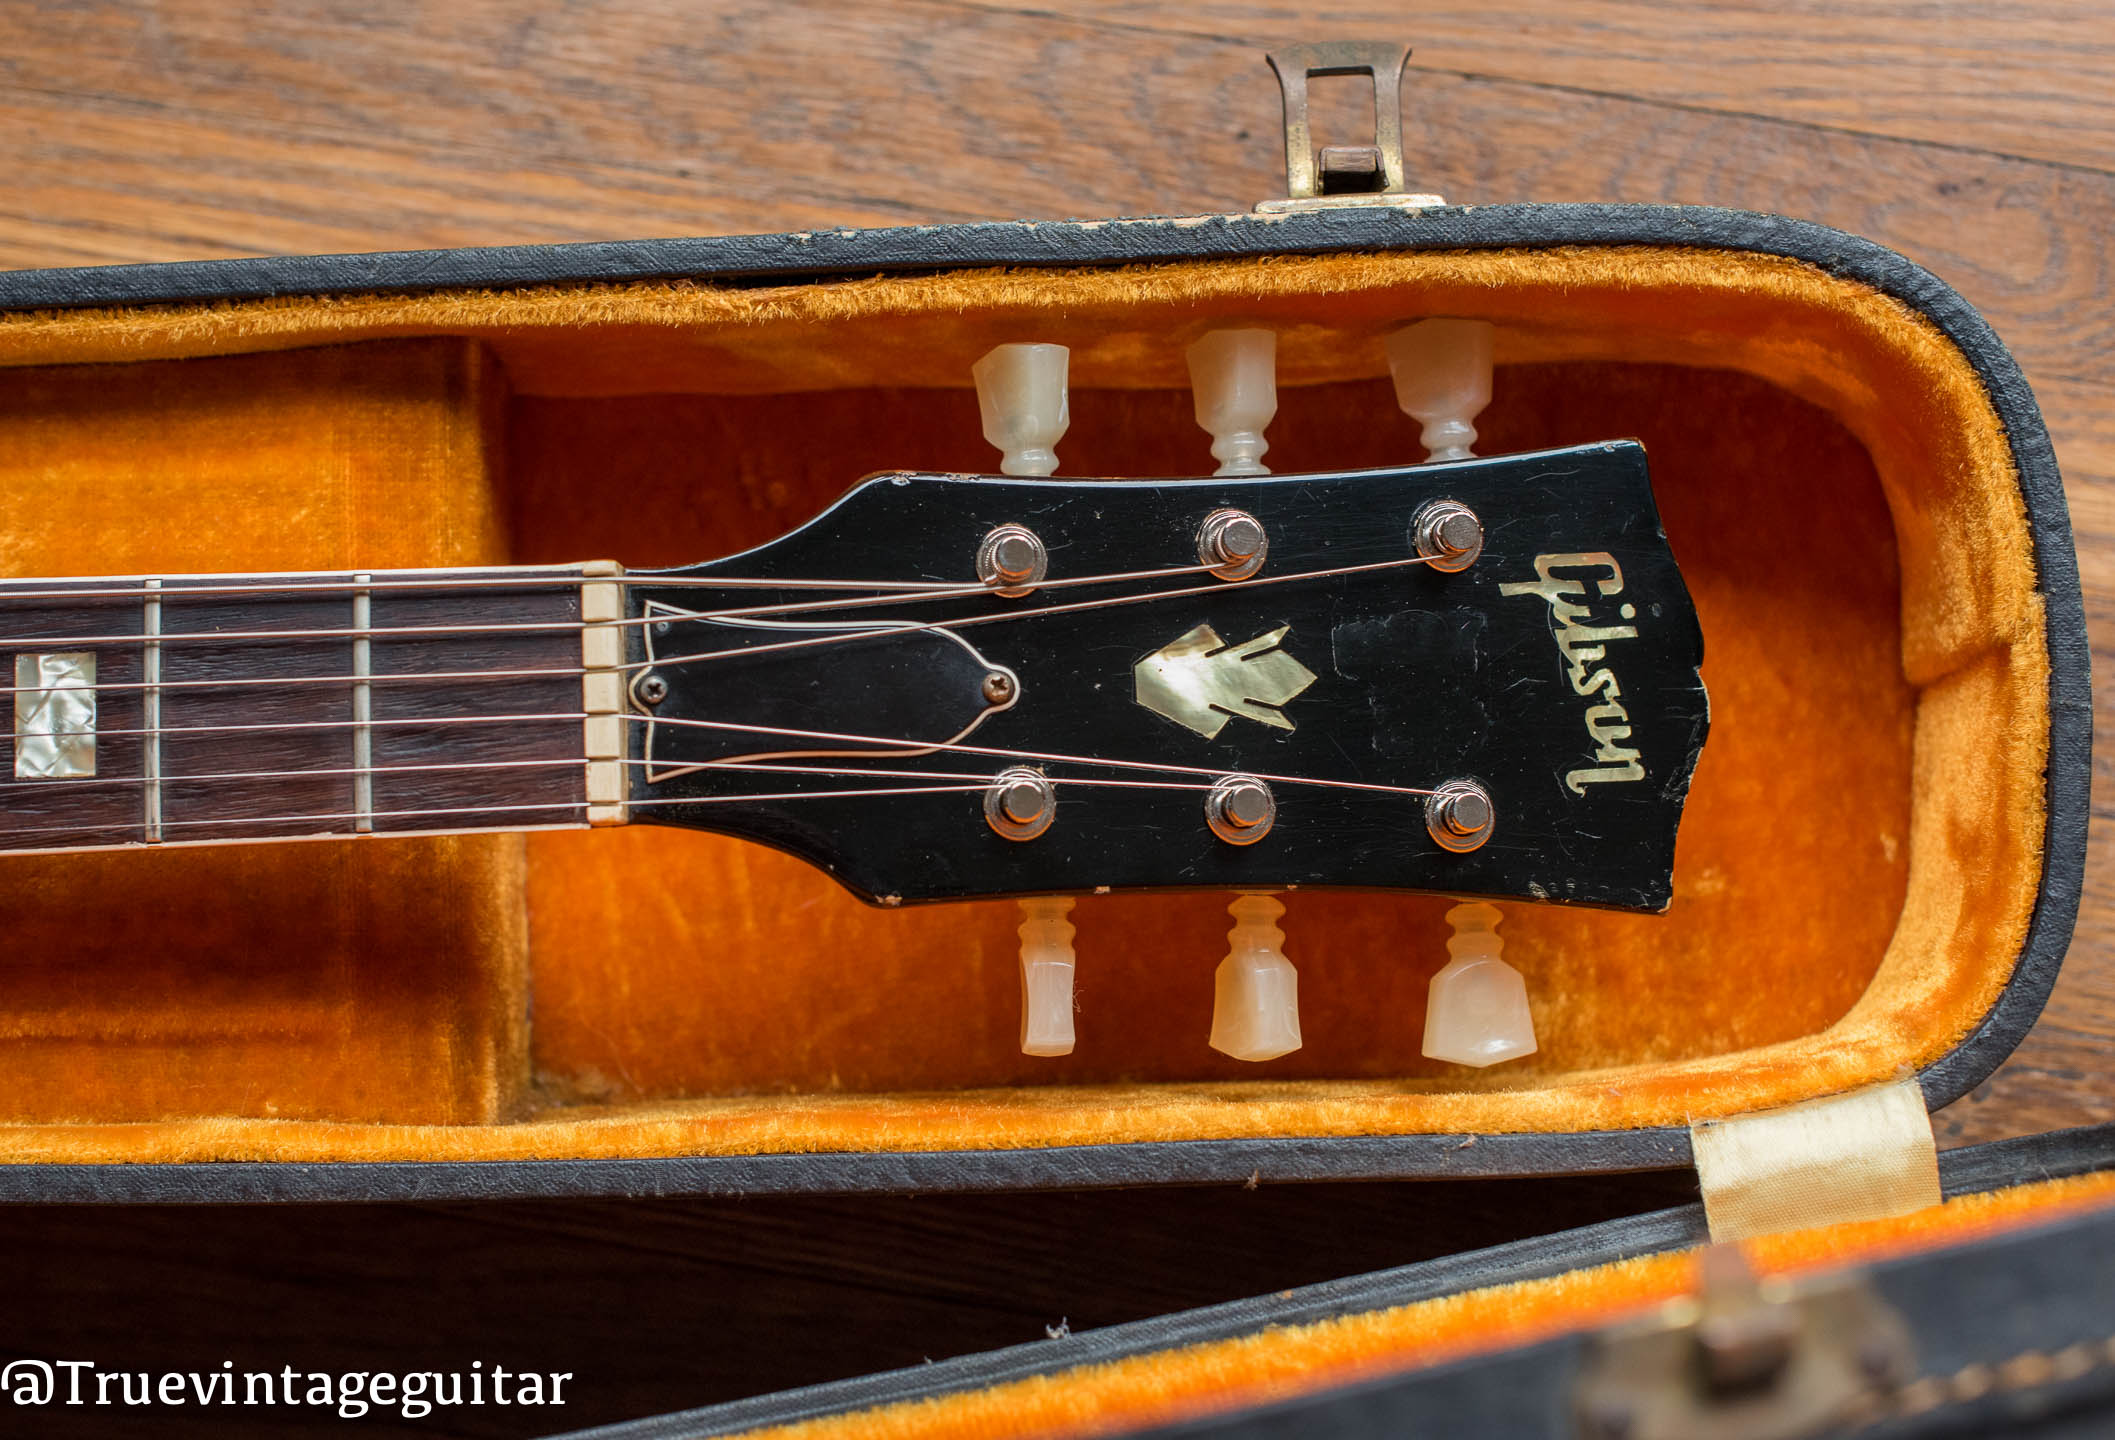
[2,554,1449,840]
[8,692,1442,805]
[0,572,1016,603]
[0,715,1426,827]
[631,714,1439,799]
[0,788,984,841]
[0,561,1221,651]
[0,761,1416,845]
[0,770,1263,843]
[0,705,1434,840]
[0,551,1446,701]
[5,711,591,744]
[628,552,1446,678]
[3,679,1422,793]
[0,756,1215,795]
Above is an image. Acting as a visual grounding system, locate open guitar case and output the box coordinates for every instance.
[0,40,2097,1440]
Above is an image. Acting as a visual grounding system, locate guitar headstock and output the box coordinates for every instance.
[623,439,1707,912]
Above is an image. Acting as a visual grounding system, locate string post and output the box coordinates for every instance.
[1196,507,1269,582]
[985,767,1056,842]
[976,524,1049,597]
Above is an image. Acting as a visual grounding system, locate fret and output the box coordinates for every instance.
[351,574,373,834]
[142,578,162,842]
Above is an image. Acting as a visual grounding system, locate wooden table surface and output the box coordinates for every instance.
[2,1,2109,1144]
[3,4,2112,1434]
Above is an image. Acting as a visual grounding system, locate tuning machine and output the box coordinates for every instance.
[1387,317,1494,462]
[1183,329,1295,1060]
[1386,321,1541,1072]
[1423,901,1537,1068]
[973,343,1069,477]
[1187,328,1277,477]
[1209,893,1302,1062]
[1017,896,1078,1057]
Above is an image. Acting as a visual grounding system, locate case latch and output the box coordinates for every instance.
[1256,42,1445,214]
[1573,1246,1916,1440]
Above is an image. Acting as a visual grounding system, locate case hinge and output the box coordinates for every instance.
[1573,1245,1916,1440]
[1256,42,1445,214]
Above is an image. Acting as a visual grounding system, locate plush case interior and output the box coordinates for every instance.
[0,245,2048,1163]
[737,1161,2115,1440]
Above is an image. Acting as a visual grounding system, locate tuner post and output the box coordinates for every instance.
[1425,778,1495,853]
[977,523,1048,597]
[1205,774,1276,845]
[1196,508,1269,581]
[985,767,1056,842]
[1412,499,1484,573]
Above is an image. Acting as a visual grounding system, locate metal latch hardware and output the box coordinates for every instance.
[1257,42,1445,214]
[1573,1246,1916,1440]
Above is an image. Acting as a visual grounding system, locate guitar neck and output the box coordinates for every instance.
[0,564,628,855]
[1,447,1709,909]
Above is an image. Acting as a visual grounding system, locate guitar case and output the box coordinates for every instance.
[0,45,2087,1244]
[554,1123,2115,1440]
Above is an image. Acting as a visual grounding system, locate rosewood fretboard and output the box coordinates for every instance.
[0,567,621,854]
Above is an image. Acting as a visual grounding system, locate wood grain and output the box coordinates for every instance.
[0,3,2109,1137]
[1066,2,2115,176]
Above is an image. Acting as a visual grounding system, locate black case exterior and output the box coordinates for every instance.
[0,204,2089,1202]
[547,1126,2115,1440]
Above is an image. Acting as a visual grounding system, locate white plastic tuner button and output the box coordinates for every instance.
[1017,896,1078,1057]
[1386,318,1494,463]
[1186,328,1277,476]
[1422,901,1537,1068]
[1208,894,1302,1062]
[973,343,1070,477]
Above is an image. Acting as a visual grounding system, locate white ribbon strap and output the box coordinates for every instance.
[1691,1079,1942,1242]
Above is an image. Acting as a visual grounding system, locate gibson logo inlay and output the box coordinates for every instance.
[1500,553,1646,795]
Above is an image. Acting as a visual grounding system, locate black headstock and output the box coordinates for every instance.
[623,440,1707,911]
